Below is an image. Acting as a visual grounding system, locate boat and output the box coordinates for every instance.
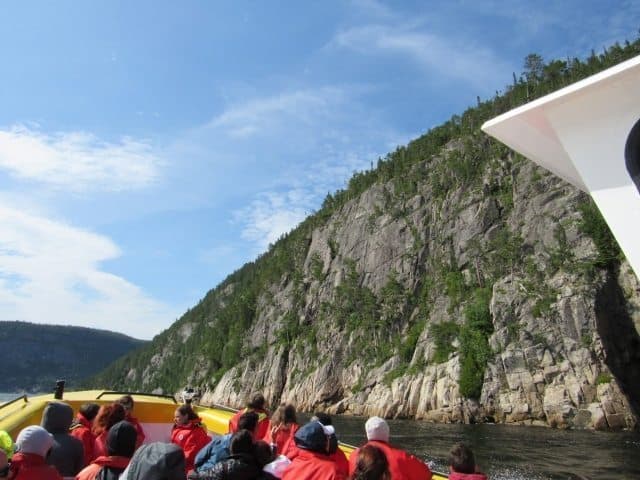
[0,389,448,479]
[482,54,640,279]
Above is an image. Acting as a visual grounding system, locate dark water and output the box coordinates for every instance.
[329,415,640,480]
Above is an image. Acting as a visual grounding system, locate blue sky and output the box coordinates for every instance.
[0,1,638,339]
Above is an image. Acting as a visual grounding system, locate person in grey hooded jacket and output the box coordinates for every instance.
[40,401,84,477]
[120,442,186,480]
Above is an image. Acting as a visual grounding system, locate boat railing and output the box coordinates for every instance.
[0,394,28,412]
[95,390,177,403]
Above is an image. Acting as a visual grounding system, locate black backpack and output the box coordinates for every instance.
[96,465,126,480]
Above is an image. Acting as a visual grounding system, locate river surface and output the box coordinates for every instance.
[2,393,639,479]
[324,415,640,480]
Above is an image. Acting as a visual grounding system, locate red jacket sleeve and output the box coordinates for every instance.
[182,427,210,472]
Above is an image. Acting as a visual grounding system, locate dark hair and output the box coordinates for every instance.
[106,421,137,458]
[117,395,134,411]
[230,430,254,456]
[351,445,390,480]
[238,411,259,433]
[254,440,275,467]
[79,403,100,421]
[449,443,475,474]
[311,412,332,426]
[247,393,266,410]
[176,404,199,421]
[93,403,126,435]
[271,404,297,427]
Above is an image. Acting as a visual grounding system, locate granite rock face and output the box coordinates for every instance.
[127,143,640,430]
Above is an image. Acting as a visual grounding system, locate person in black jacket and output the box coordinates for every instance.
[41,401,84,476]
[188,430,260,480]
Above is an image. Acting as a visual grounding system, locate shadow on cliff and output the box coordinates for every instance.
[595,269,640,421]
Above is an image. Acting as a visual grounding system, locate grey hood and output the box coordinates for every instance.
[124,442,185,480]
[41,401,74,434]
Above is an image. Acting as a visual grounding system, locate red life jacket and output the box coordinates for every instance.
[10,452,63,480]
[93,431,109,459]
[282,448,347,480]
[70,413,97,465]
[449,471,488,480]
[266,423,299,455]
[125,413,146,448]
[348,440,433,480]
[284,440,348,477]
[171,418,211,473]
[75,455,131,480]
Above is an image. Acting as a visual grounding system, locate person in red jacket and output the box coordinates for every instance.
[92,403,126,459]
[228,393,271,441]
[10,425,62,480]
[282,420,346,480]
[171,403,211,473]
[448,443,487,480]
[348,417,432,480]
[75,420,137,480]
[282,412,348,477]
[117,395,146,448]
[266,404,299,455]
[70,403,100,466]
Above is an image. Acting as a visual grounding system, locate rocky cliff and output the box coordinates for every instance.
[91,44,640,430]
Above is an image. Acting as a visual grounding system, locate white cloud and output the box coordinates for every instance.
[203,86,402,255]
[235,191,310,253]
[207,87,347,140]
[333,24,510,90]
[0,204,176,339]
[0,125,162,192]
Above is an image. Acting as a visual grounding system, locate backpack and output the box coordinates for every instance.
[96,465,126,480]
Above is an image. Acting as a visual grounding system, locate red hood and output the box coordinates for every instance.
[92,455,131,469]
[449,471,488,480]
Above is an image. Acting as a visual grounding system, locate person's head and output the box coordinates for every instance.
[311,412,332,426]
[125,442,185,480]
[294,421,334,454]
[174,404,199,426]
[365,416,390,443]
[16,425,53,458]
[230,430,254,456]
[79,403,100,422]
[247,393,266,411]
[0,449,8,480]
[271,404,297,427]
[41,401,74,434]
[93,403,126,435]
[107,421,138,458]
[237,411,259,434]
[118,395,135,414]
[254,440,275,468]
[449,443,476,474]
[352,444,390,480]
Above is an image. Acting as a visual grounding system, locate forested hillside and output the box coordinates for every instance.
[91,39,640,429]
[0,321,145,393]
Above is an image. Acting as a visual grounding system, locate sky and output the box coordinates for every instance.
[0,1,638,340]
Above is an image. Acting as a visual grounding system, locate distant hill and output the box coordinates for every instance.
[0,321,146,393]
